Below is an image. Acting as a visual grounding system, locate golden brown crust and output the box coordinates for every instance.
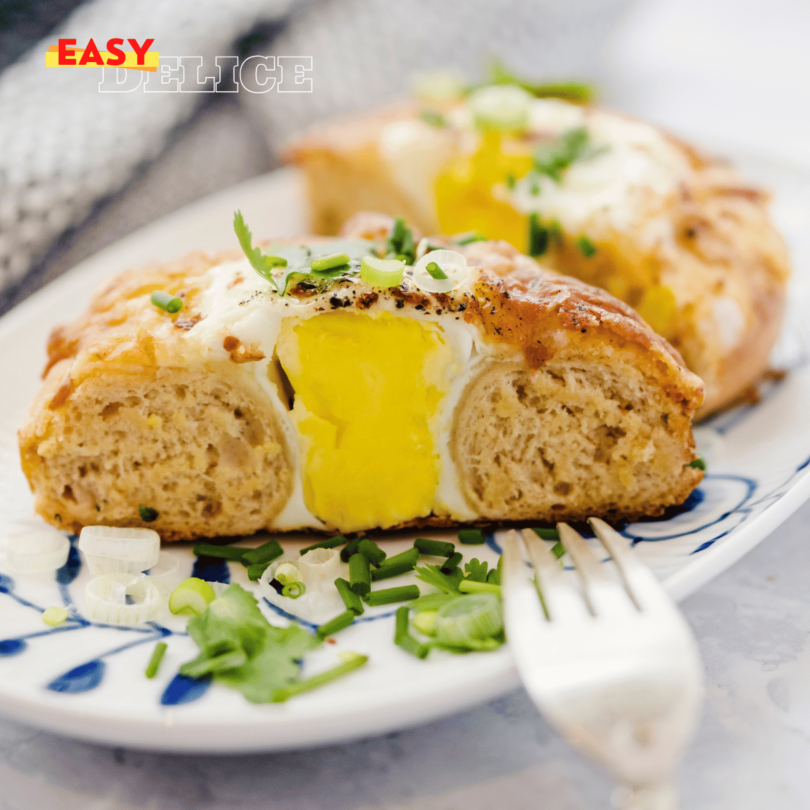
[20,224,703,540]
[289,103,790,417]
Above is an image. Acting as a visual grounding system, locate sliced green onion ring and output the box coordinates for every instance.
[168,577,217,616]
[435,593,503,646]
[274,562,302,586]
[360,256,405,288]
[42,606,69,626]
[469,85,532,133]
[84,573,162,626]
[281,581,306,599]
[78,526,160,575]
[297,547,343,583]
[411,249,469,293]
[6,529,70,574]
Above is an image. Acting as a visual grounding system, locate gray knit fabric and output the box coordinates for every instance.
[0,0,631,298]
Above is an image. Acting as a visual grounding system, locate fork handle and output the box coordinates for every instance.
[612,782,679,810]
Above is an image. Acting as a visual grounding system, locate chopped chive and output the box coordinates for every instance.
[247,562,270,581]
[550,541,565,560]
[532,527,560,540]
[458,529,485,545]
[425,261,448,280]
[335,578,365,615]
[530,180,540,196]
[340,537,362,562]
[357,539,387,567]
[241,539,283,567]
[548,220,564,247]
[420,110,447,127]
[281,581,306,599]
[689,458,706,471]
[371,547,420,581]
[528,213,548,257]
[414,538,455,557]
[192,543,250,561]
[365,585,420,606]
[397,633,430,659]
[271,652,368,702]
[575,235,597,257]
[349,553,371,596]
[440,551,463,574]
[150,291,183,314]
[453,231,488,245]
[310,253,350,272]
[317,610,355,639]
[394,606,430,659]
[386,217,416,264]
[506,173,516,190]
[145,642,167,679]
[395,604,410,637]
[300,535,347,555]
[458,580,501,596]
[139,504,158,523]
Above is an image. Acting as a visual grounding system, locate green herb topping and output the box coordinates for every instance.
[487,58,595,104]
[139,504,158,522]
[234,210,370,296]
[150,291,183,314]
[420,110,447,127]
[271,652,368,702]
[365,584,420,607]
[317,610,355,639]
[371,547,420,581]
[425,261,449,280]
[180,584,323,703]
[453,231,488,246]
[145,642,167,679]
[300,535,347,556]
[385,217,416,264]
[576,235,597,257]
[689,458,706,471]
[528,213,549,257]
[533,127,591,183]
[414,538,456,558]
[310,253,350,272]
[457,528,486,545]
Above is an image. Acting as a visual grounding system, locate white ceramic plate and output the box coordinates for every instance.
[1,159,809,753]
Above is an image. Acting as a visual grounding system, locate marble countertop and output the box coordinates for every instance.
[2,499,809,810]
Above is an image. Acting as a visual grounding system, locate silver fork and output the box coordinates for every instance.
[502,520,704,810]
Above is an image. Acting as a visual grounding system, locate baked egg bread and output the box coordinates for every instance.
[19,213,704,541]
[287,87,790,416]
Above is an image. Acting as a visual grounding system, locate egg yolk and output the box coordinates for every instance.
[435,131,532,252]
[276,311,454,532]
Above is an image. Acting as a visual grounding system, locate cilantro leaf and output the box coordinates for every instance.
[415,564,463,595]
[179,584,320,704]
[233,210,288,287]
[464,558,490,583]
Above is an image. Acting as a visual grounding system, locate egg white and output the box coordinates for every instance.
[185,257,490,530]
